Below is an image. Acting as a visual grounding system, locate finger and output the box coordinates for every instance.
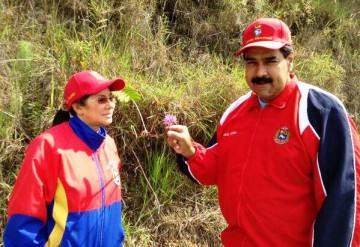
[166,136,179,149]
[166,138,173,146]
[167,130,185,140]
[167,125,186,132]
[167,136,178,146]
[166,133,178,143]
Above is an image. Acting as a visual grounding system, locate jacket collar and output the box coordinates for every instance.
[69,115,106,151]
[249,74,298,109]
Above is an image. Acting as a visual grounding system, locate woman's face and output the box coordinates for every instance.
[73,88,116,131]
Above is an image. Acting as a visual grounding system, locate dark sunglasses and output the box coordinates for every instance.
[91,95,116,104]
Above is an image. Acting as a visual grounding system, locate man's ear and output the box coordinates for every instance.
[288,63,294,71]
[287,53,294,71]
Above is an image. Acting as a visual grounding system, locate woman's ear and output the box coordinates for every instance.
[72,102,83,116]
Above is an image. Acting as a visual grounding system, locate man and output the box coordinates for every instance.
[166,18,360,246]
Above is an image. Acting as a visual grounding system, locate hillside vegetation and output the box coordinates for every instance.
[1,0,359,246]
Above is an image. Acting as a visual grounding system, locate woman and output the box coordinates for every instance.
[4,71,126,246]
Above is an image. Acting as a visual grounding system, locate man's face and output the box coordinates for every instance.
[243,47,293,102]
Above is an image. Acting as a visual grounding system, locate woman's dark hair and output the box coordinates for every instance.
[52,95,90,126]
[52,109,71,126]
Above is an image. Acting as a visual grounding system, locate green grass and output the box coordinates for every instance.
[146,145,182,202]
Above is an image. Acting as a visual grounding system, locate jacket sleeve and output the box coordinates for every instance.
[309,101,360,246]
[3,135,58,246]
[176,131,219,185]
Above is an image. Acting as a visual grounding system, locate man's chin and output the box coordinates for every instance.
[251,82,272,92]
[252,87,274,100]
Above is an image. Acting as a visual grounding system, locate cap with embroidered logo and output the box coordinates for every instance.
[235,18,292,56]
[64,70,125,109]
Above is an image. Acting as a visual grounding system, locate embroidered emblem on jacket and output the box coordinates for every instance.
[108,160,121,186]
[274,127,290,144]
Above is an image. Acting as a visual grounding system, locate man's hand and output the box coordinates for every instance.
[166,125,196,159]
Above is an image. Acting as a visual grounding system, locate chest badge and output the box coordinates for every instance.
[108,160,121,186]
[274,127,290,144]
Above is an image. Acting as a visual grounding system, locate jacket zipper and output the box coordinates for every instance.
[92,153,106,246]
[237,107,265,231]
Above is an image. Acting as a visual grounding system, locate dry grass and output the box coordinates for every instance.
[124,186,225,246]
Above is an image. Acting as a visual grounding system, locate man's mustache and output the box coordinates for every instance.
[251,76,273,84]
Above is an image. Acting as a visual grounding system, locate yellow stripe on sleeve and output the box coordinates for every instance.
[45,179,68,247]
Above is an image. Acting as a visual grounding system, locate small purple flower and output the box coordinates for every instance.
[163,114,177,126]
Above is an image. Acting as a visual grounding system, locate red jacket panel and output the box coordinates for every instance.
[185,81,360,247]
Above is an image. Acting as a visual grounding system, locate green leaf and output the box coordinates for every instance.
[113,85,141,103]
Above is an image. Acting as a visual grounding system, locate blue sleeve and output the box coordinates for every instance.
[3,214,50,247]
[308,90,357,247]
[3,136,57,246]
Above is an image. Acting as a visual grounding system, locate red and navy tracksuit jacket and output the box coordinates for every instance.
[3,115,124,246]
[178,79,360,246]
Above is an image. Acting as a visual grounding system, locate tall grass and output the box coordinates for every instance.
[130,145,182,225]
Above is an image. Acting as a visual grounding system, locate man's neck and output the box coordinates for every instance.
[258,97,267,108]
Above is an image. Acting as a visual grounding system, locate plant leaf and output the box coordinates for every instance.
[113,85,141,103]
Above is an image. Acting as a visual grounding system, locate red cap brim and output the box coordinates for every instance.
[86,78,126,95]
[64,71,126,109]
[235,41,287,56]
[108,78,126,91]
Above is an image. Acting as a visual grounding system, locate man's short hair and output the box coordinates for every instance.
[279,45,294,58]
[242,45,294,60]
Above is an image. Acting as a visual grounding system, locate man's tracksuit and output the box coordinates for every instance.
[178,79,360,246]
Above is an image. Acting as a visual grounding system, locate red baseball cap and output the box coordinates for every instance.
[235,18,292,56]
[64,70,125,109]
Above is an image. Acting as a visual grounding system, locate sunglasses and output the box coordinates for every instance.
[89,95,116,104]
